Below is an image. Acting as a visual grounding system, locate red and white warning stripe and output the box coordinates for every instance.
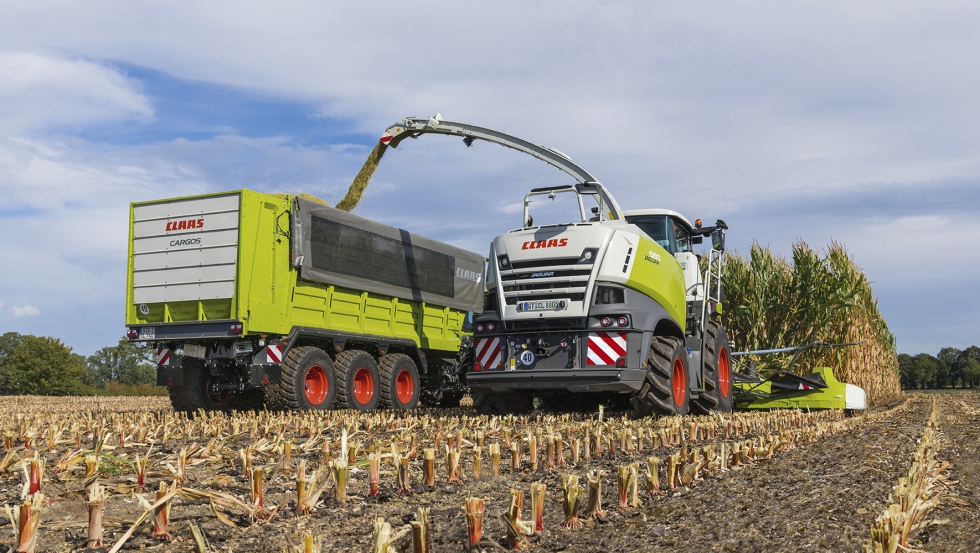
[475,337,502,369]
[156,347,170,366]
[266,344,282,364]
[586,332,628,366]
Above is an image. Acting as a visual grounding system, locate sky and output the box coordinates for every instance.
[1,1,978,356]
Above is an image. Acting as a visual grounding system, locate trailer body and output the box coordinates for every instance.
[126,189,483,411]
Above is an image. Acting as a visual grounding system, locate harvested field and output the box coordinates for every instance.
[0,394,975,552]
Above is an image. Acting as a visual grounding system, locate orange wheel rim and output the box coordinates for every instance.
[718,348,731,398]
[395,369,414,405]
[353,367,375,405]
[304,364,329,405]
[672,357,686,408]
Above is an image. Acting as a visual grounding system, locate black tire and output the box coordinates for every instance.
[264,346,336,411]
[630,336,690,417]
[473,391,533,416]
[691,321,734,414]
[168,357,235,412]
[335,350,382,411]
[379,354,420,410]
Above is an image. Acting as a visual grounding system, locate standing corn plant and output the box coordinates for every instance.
[721,241,900,406]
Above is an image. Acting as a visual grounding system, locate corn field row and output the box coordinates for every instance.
[863,397,952,553]
[721,241,901,406]
[0,396,896,552]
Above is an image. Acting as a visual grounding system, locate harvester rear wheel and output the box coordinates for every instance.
[379,354,420,410]
[169,357,234,412]
[630,336,690,417]
[692,320,734,414]
[335,350,381,411]
[266,346,337,411]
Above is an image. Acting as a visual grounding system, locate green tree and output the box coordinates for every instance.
[937,347,962,388]
[898,353,917,389]
[0,332,24,393]
[87,338,155,387]
[913,353,938,390]
[5,335,88,395]
[962,357,980,389]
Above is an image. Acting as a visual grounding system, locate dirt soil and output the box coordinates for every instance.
[3,393,977,553]
[920,392,980,553]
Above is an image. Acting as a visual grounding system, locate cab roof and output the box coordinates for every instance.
[622,209,694,232]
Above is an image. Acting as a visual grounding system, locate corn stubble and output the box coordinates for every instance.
[0,394,885,550]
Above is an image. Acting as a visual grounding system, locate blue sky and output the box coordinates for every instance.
[1,2,979,356]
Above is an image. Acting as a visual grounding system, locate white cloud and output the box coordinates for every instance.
[12,305,39,318]
[0,52,151,133]
[0,3,979,353]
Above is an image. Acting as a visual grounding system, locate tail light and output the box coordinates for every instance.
[475,323,485,333]
[473,363,483,372]
[486,322,496,333]
[126,329,138,339]
[617,316,629,327]
[616,357,627,368]
[230,324,243,335]
[600,317,611,327]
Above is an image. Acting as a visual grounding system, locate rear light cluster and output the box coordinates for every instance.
[126,328,138,339]
[599,316,630,328]
[474,322,497,333]
[230,324,243,335]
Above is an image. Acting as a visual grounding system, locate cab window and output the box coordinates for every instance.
[627,215,674,253]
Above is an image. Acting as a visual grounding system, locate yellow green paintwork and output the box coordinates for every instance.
[735,367,849,410]
[125,189,467,353]
[623,236,686,332]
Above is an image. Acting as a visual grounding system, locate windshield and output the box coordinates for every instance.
[523,185,621,227]
[629,215,673,252]
[524,188,591,226]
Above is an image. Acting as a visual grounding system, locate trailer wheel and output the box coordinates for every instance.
[335,350,382,411]
[692,321,734,414]
[266,346,337,411]
[630,336,690,417]
[168,357,234,412]
[379,354,420,410]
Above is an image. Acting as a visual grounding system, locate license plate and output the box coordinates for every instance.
[138,327,155,340]
[519,300,565,312]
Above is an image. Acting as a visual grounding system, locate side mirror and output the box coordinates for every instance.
[525,215,534,227]
[711,229,726,252]
[691,236,703,245]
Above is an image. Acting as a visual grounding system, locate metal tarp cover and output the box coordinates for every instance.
[292,197,485,313]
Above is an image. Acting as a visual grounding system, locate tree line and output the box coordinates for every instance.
[899,346,980,390]
[0,332,165,396]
